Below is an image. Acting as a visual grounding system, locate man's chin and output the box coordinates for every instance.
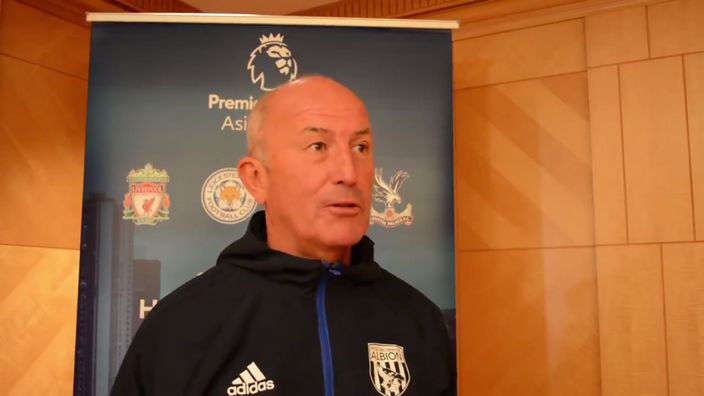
[317,224,367,248]
[320,233,365,248]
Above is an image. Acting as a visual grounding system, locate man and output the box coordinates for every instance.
[111,76,455,395]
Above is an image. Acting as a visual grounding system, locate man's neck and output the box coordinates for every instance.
[266,230,352,265]
[269,239,352,265]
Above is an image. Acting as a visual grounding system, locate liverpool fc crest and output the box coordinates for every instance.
[370,168,414,228]
[122,163,170,225]
[368,343,411,396]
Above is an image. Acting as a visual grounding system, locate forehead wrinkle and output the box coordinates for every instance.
[299,127,372,138]
[301,126,331,134]
[288,108,369,119]
[354,128,372,136]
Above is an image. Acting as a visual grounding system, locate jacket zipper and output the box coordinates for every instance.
[316,263,340,396]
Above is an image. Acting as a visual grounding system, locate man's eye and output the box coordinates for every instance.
[353,143,370,153]
[309,142,327,151]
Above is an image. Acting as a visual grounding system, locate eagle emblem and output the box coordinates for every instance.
[370,168,414,228]
[247,33,298,91]
[122,163,170,225]
[368,343,411,396]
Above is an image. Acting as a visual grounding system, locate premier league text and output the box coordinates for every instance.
[208,94,258,133]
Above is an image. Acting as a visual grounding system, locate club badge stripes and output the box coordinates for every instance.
[372,361,409,396]
[368,343,411,396]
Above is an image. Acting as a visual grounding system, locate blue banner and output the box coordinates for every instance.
[75,20,454,395]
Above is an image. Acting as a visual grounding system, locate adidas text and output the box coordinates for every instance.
[227,380,275,395]
[227,362,275,395]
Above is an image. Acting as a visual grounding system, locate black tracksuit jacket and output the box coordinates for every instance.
[111,211,455,395]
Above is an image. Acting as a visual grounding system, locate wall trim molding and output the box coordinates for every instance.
[451,0,671,41]
[15,0,199,27]
[294,0,486,18]
[296,0,672,41]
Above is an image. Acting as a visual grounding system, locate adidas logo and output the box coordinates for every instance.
[226,362,275,395]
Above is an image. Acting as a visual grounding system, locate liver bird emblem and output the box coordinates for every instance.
[142,197,156,215]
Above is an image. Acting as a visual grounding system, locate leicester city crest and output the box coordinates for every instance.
[201,168,257,224]
[368,343,411,396]
[122,163,170,225]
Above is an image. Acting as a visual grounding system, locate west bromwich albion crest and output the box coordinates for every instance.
[368,343,411,396]
[122,163,170,225]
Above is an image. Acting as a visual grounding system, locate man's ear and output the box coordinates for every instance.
[237,156,268,205]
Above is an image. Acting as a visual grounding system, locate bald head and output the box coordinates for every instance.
[246,76,367,162]
[237,74,374,263]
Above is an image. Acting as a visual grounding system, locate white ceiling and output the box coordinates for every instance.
[181,0,335,14]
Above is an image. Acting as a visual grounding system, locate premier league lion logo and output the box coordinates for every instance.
[247,33,298,91]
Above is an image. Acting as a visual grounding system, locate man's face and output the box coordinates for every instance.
[259,80,374,257]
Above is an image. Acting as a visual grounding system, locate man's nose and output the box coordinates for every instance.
[331,149,357,185]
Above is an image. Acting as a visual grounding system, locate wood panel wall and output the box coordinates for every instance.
[0,1,202,392]
[447,0,703,394]
[304,0,704,394]
[0,0,88,393]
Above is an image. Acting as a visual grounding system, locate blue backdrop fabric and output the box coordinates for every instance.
[77,21,454,395]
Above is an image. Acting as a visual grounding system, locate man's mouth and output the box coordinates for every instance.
[331,203,358,208]
[326,201,362,214]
